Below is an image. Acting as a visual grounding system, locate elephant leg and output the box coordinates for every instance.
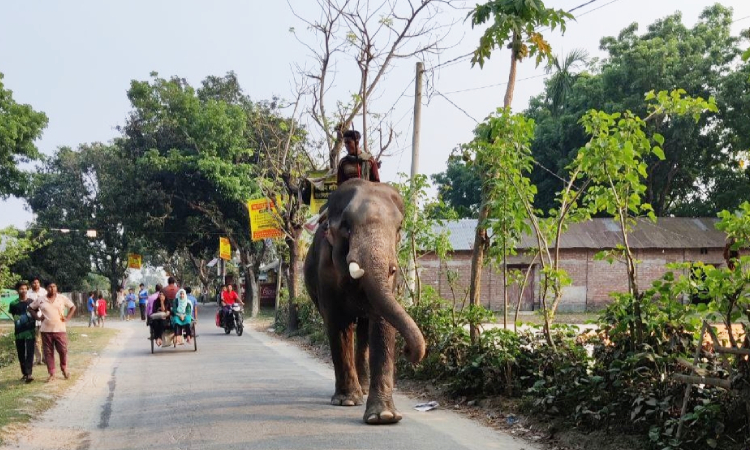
[355,317,370,396]
[364,317,401,424]
[327,319,364,406]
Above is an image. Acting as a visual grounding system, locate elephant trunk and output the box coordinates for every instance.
[366,280,426,364]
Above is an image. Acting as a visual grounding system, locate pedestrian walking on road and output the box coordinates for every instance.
[126,288,137,321]
[10,281,37,383]
[87,292,97,327]
[116,287,126,320]
[96,293,107,327]
[30,282,76,383]
[27,277,47,366]
[138,284,148,321]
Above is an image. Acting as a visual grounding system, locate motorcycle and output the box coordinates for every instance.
[219,303,244,336]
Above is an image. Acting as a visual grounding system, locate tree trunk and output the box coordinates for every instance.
[503,35,520,109]
[286,231,302,332]
[244,265,259,318]
[468,38,521,342]
[469,195,490,343]
[240,249,260,318]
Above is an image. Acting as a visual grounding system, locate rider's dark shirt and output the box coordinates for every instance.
[337,153,380,185]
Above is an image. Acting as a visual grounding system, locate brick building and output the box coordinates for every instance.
[419,218,728,312]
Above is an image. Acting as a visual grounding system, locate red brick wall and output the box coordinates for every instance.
[416,247,727,312]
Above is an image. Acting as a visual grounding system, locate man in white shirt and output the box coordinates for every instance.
[29,282,76,382]
[27,278,47,366]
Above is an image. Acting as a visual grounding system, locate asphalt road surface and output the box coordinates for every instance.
[2,308,539,450]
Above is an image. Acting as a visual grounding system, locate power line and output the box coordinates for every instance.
[567,0,600,14]
[440,73,548,96]
[732,14,750,24]
[430,52,474,71]
[575,0,621,18]
[434,91,479,123]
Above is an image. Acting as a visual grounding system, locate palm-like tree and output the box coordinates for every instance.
[544,49,589,114]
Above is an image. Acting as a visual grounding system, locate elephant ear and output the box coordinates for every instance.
[386,185,405,217]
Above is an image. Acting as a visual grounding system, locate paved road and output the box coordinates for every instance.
[2,308,538,450]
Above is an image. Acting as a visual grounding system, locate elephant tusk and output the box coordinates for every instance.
[349,262,365,279]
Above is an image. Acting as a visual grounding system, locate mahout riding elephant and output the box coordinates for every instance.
[303,178,426,424]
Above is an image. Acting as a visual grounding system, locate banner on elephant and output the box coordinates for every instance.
[247,198,284,241]
[308,170,338,214]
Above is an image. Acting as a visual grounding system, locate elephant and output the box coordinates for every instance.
[303,178,426,424]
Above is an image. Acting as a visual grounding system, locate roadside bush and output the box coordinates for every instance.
[0,331,15,369]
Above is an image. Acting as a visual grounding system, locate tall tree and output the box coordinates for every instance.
[25,144,132,298]
[467,0,571,340]
[249,94,309,331]
[526,5,746,216]
[0,72,48,198]
[119,72,300,317]
[290,0,457,170]
[544,48,589,115]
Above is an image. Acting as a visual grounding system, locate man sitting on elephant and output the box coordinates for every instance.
[304,129,380,233]
[336,129,380,184]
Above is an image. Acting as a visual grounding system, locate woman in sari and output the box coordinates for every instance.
[172,289,193,345]
[150,291,171,346]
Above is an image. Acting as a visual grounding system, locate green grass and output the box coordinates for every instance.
[0,326,117,443]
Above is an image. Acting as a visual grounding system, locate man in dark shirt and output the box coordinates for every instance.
[336,130,380,184]
[10,281,37,383]
[304,130,379,233]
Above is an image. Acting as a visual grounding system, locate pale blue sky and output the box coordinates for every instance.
[1,0,749,229]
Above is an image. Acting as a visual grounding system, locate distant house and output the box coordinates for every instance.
[419,218,728,312]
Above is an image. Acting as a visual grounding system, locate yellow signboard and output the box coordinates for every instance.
[247,198,284,241]
[309,173,338,214]
[219,237,231,260]
[127,254,142,270]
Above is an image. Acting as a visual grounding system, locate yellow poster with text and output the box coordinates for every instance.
[247,198,284,241]
[219,237,231,260]
[127,254,142,270]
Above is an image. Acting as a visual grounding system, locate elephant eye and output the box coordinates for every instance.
[339,220,350,238]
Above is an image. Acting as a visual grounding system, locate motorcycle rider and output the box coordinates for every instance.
[220,284,243,327]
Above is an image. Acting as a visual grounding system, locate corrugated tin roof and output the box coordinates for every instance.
[434,218,726,251]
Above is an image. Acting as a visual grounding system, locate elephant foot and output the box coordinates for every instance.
[363,399,402,424]
[331,391,363,406]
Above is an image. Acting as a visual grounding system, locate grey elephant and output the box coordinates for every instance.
[303,178,426,424]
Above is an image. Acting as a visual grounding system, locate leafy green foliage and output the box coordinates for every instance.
[466,110,536,263]
[393,174,455,304]
[525,5,746,216]
[0,72,48,198]
[0,227,47,289]
[430,154,482,218]
[24,144,132,295]
[469,0,572,68]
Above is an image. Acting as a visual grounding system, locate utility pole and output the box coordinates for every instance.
[406,61,424,305]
